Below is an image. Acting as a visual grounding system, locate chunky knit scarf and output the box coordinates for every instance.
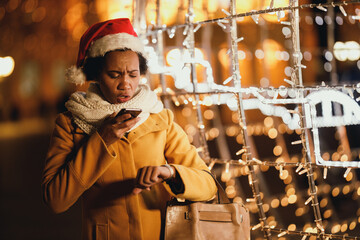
[65,83,164,135]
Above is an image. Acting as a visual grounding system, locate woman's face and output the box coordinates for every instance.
[98,50,141,104]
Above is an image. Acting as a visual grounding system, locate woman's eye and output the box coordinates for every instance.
[109,73,119,78]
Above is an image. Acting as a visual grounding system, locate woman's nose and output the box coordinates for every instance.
[117,76,131,89]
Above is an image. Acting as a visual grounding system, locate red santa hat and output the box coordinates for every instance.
[65,18,145,85]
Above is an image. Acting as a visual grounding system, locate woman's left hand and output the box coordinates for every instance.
[133,166,175,194]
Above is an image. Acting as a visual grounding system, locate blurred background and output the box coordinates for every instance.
[0,0,359,239]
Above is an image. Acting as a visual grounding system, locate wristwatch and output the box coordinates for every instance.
[162,164,175,179]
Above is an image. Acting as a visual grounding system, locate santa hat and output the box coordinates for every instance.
[65,18,145,85]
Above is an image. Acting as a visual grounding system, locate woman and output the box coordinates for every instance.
[42,18,217,240]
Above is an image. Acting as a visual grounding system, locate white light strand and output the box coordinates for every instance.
[296,163,303,173]
[291,139,304,145]
[221,8,231,16]
[235,37,244,43]
[298,168,308,175]
[248,174,253,185]
[225,162,230,173]
[316,222,325,232]
[281,21,291,25]
[223,76,233,85]
[339,5,347,16]
[193,24,201,32]
[167,28,176,38]
[246,198,256,203]
[252,158,263,164]
[252,223,262,230]
[144,1,357,37]
[208,160,216,170]
[301,235,307,240]
[323,167,328,179]
[284,78,295,86]
[217,22,227,29]
[251,11,260,24]
[343,167,351,178]
[183,25,189,35]
[277,231,288,237]
[236,148,246,156]
[305,196,313,205]
[279,165,284,177]
[316,5,328,12]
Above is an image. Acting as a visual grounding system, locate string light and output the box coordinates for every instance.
[221,9,231,16]
[343,168,351,178]
[208,160,216,170]
[217,22,227,29]
[339,5,347,17]
[316,5,328,12]
[296,163,304,173]
[279,165,284,177]
[236,148,246,156]
[252,223,262,230]
[182,25,189,35]
[251,11,259,24]
[147,1,360,240]
[284,78,295,86]
[223,76,233,85]
[291,139,304,145]
[193,24,201,32]
[281,21,291,25]
[298,168,308,175]
[246,198,256,203]
[323,167,328,179]
[277,231,288,237]
[305,196,313,205]
[235,37,244,43]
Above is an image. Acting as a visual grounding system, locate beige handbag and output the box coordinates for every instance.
[164,171,250,240]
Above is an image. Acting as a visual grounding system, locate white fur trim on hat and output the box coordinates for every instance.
[88,32,145,58]
[65,65,86,85]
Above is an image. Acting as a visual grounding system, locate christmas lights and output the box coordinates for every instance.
[146,0,360,239]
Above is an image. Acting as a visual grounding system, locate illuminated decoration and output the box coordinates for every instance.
[95,0,133,21]
[309,91,360,168]
[333,41,360,61]
[0,56,15,78]
[62,2,89,41]
[143,0,360,239]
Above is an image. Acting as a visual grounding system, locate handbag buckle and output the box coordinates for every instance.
[184,211,190,220]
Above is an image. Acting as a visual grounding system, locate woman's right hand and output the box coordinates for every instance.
[98,112,140,146]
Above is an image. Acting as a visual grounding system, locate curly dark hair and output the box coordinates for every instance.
[82,48,148,80]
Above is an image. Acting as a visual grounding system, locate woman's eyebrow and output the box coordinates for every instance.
[108,69,139,73]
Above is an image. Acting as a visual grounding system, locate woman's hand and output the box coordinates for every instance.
[133,165,176,195]
[98,112,139,146]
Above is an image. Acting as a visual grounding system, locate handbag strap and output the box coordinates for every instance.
[203,170,231,204]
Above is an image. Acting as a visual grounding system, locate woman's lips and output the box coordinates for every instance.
[117,95,131,103]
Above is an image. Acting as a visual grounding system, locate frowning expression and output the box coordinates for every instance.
[98,50,140,104]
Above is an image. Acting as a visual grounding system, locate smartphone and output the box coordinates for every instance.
[116,108,142,120]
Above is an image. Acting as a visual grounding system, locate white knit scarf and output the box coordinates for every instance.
[65,83,164,135]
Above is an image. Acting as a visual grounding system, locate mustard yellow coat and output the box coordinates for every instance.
[42,109,217,240]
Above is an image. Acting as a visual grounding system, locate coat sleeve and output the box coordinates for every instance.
[163,109,217,201]
[41,113,117,213]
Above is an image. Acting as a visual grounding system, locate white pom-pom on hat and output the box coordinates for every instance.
[65,65,86,85]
